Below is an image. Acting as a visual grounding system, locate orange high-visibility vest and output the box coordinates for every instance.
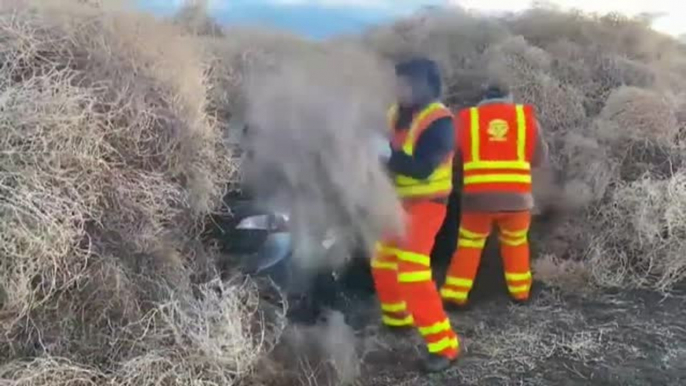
[387,102,455,199]
[457,103,537,194]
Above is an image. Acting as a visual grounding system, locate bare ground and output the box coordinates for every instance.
[347,251,686,386]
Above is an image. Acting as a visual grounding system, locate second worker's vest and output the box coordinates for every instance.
[457,103,537,194]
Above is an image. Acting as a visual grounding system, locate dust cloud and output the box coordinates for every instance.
[242,45,405,272]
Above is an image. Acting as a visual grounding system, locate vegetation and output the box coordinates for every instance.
[1,1,685,385]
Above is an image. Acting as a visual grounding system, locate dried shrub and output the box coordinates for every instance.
[173,0,224,37]
[599,86,679,144]
[588,172,686,290]
[203,28,316,126]
[4,3,686,386]
[485,36,587,132]
[363,8,508,107]
[0,1,260,385]
[257,311,360,386]
[559,132,618,204]
[533,254,593,293]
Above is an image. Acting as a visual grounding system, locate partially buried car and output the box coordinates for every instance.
[206,122,376,324]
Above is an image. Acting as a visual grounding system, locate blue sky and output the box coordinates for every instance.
[139,0,447,39]
[138,0,686,38]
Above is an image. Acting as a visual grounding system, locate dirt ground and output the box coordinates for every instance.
[276,196,686,386]
[347,257,686,386]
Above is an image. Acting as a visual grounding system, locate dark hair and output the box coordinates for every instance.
[482,80,511,100]
[394,57,442,98]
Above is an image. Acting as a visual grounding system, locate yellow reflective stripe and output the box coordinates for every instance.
[445,276,474,288]
[431,165,452,179]
[397,179,452,197]
[464,174,532,184]
[396,165,452,185]
[371,259,397,270]
[383,315,414,327]
[459,227,489,239]
[398,271,432,283]
[463,161,531,171]
[440,288,469,301]
[458,238,486,248]
[516,104,526,161]
[403,102,448,154]
[376,243,400,256]
[381,302,407,312]
[505,271,532,282]
[470,107,480,162]
[508,284,531,294]
[396,165,452,198]
[419,319,452,337]
[378,244,432,266]
[464,105,532,187]
[396,131,452,197]
[499,237,528,246]
[395,176,452,188]
[501,229,528,238]
[427,336,459,354]
[397,251,431,267]
[375,243,393,254]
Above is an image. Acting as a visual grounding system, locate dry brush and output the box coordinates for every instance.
[0,1,264,385]
[3,2,686,386]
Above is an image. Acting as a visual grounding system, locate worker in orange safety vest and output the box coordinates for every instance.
[371,57,460,373]
[441,82,548,309]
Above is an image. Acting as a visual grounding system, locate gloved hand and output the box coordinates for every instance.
[372,134,392,163]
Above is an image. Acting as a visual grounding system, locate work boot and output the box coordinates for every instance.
[510,282,537,306]
[420,352,458,373]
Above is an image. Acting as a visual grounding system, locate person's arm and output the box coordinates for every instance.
[387,117,455,180]
[531,118,549,168]
[373,133,392,164]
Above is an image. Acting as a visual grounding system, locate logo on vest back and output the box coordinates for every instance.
[487,119,509,142]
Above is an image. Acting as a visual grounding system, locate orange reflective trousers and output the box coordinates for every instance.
[442,211,533,305]
[371,201,459,359]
